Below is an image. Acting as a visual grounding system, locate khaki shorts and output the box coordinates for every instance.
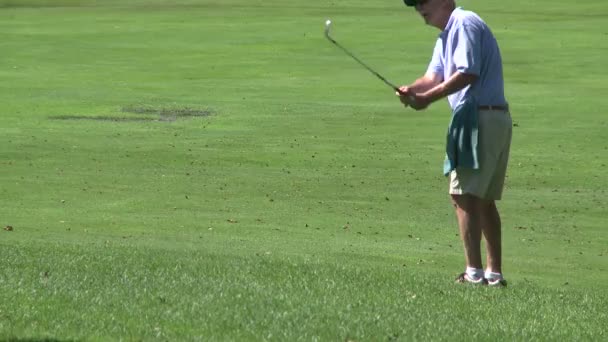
[449,109,512,200]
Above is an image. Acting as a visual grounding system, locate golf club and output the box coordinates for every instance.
[324,19,404,95]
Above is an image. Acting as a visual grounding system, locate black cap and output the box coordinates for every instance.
[403,0,418,6]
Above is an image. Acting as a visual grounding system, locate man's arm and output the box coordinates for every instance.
[422,71,477,103]
[407,71,477,110]
[405,72,443,93]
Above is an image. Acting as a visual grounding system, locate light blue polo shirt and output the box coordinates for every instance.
[427,7,507,110]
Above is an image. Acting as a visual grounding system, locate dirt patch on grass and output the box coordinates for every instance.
[122,105,212,119]
[0,0,88,8]
[50,115,155,122]
[49,106,212,123]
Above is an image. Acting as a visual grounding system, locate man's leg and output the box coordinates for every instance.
[451,194,483,270]
[480,201,502,274]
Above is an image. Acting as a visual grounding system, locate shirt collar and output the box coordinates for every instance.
[443,7,462,32]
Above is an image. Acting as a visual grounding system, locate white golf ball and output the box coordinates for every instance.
[325,19,331,26]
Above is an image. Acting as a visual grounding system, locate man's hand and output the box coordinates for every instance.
[407,92,432,110]
[396,86,430,110]
[396,86,413,108]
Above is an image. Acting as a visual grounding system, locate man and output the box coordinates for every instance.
[398,0,512,286]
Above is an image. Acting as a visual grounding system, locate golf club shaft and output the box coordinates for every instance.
[326,36,403,95]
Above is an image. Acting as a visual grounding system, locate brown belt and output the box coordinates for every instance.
[478,105,508,111]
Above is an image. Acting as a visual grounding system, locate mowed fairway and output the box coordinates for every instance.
[1,0,607,340]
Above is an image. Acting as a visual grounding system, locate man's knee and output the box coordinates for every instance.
[451,194,474,211]
[451,194,493,212]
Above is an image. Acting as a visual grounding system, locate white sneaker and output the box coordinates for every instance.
[455,272,488,285]
[487,276,508,287]
[485,271,508,287]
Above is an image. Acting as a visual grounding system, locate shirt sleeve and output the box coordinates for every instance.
[452,23,482,76]
[426,38,444,77]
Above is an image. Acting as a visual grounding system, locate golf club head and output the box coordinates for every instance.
[324,19,333,40]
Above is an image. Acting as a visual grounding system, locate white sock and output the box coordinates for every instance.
[485,270,503,280]
[466,266,484,279]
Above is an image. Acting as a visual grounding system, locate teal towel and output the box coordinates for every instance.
[443,97,480,176]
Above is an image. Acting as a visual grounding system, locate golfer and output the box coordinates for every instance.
[398,0,512,286]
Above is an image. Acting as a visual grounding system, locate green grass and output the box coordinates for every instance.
[1,0,607,340]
